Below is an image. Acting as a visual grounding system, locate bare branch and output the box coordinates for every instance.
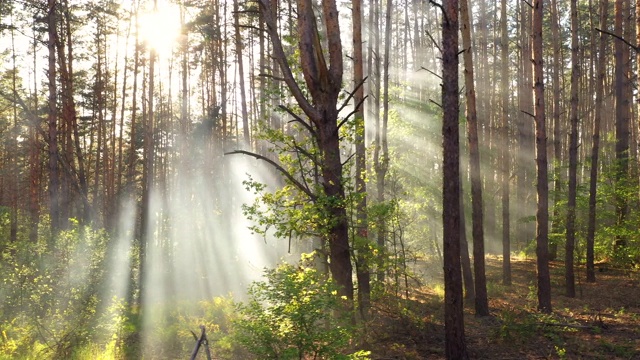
[420,66,442,79]
[425,30,442,54]
[338,76,368,113]
[521,110,535,118]
[337,95,367,131]
[225,149,317,200]
[429,99,442,108]
[595,27,640,52]
[279,105,317,137]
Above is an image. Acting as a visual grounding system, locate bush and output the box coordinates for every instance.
[234,254,369,360]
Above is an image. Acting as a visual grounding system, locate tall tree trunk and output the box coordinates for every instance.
[442,0,469,357]
[549,0,563,261]
[532,0,552,313]
[234,0,250,146]
[375,0,392,283]
[139,0,158,309]
[565,0,579,298]
[499,0,511,286]
[586,0,607,284]
[613,0,630,250]
[47,0,61,239]
[460,0,487,311]
[352,0,370,320]
[516,0,534,251]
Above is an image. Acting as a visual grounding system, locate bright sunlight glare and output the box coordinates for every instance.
[138,2,182,57]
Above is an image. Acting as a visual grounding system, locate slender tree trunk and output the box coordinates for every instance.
[352,0,371,320]
[234,0,250,146]
[47,0,61,239]
[139,0,158,309]
[586,0,607,284]
[613,0,630,250]
[549,0,563,261]
[499,0,511,286]
[565,0,580,298]
[460,0,487,311]
[532,0,552,313]
[442,0,469,357]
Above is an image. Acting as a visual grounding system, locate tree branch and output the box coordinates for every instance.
[225,149,317,200]
[338,76,368,113]
[279,105,317,137]
[595,27,640,52]
[425,30,442,54]
[420,66,443,80]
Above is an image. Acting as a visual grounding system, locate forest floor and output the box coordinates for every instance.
[365,256,640,359]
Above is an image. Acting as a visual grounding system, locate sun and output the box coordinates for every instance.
[138,2,183,57]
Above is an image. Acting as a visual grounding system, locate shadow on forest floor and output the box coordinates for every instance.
[364,256,640,359]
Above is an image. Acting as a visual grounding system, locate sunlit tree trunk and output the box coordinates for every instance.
[532,0,552,314]
[352,0,370,320]
[442,0,468,358]
[549,0,562,261]
[565,0,580,298]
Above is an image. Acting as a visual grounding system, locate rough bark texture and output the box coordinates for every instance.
[442,0,469,357]
[565,0,579,298]
[532,0,552,313]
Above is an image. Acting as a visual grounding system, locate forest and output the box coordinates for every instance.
[0,0,639,358]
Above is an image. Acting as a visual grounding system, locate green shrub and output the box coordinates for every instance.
[234,254,369,360]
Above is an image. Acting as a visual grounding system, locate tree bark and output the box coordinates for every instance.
[442,0,469,357]
[532,0,552,313]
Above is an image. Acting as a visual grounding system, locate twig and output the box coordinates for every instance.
[429,99,442,109]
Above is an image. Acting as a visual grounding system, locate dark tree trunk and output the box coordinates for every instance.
[47,0,61,239]
[613,0,630,250]
[442,0,469,357]
[586,0,607,284]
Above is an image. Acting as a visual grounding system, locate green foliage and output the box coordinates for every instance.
[234,254,368,360]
